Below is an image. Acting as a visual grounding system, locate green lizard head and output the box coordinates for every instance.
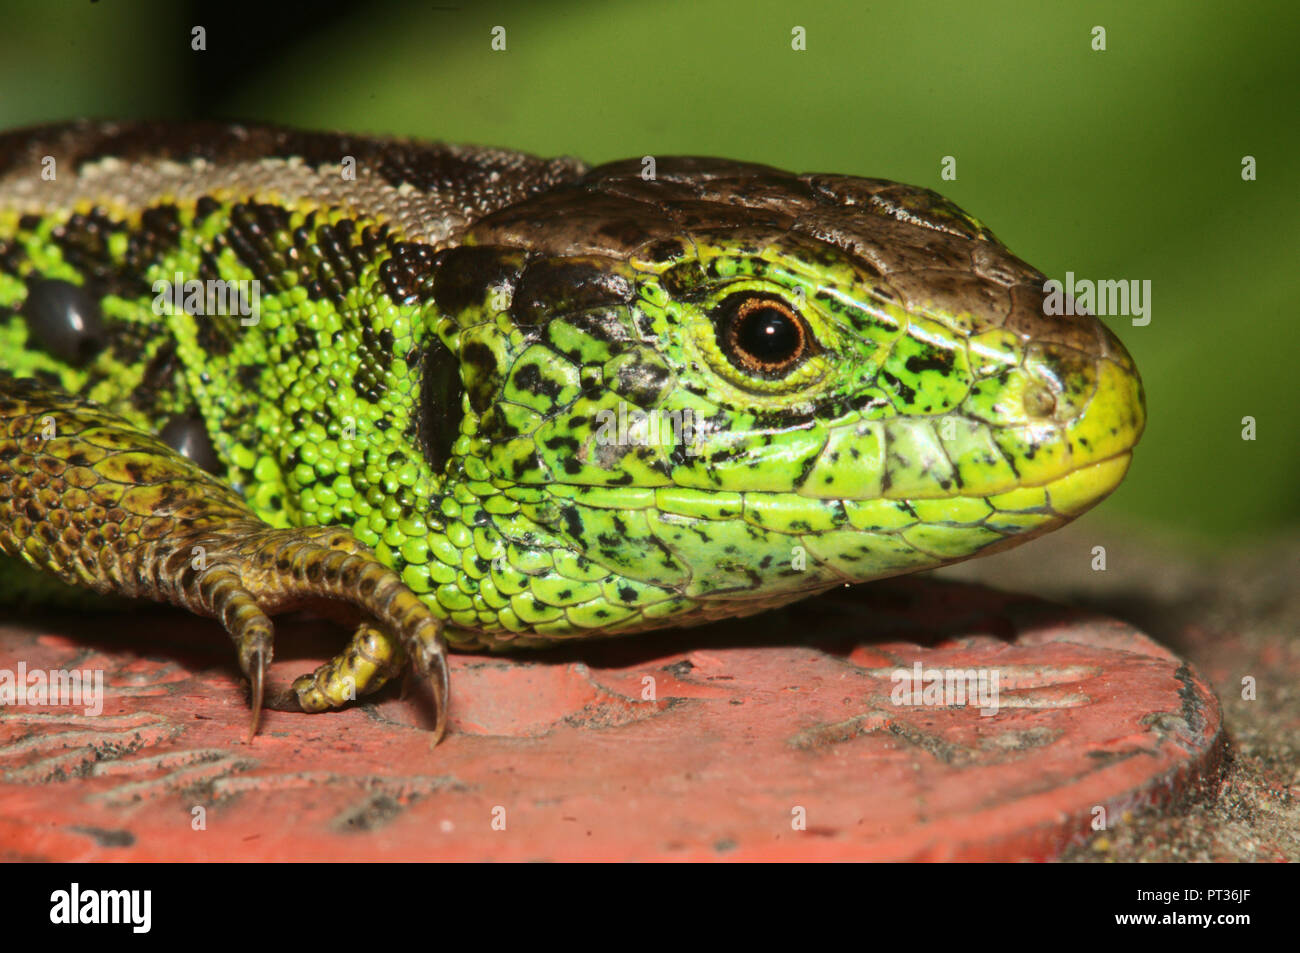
[413,158,1144,644]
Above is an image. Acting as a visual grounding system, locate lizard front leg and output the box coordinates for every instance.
[0,373,448,741]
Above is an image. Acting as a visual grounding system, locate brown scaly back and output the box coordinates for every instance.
[0,120,589,247]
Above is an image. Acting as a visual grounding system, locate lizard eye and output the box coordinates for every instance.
[715,294,812,378]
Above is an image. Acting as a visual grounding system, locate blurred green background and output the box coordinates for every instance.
[1,0,1295,548]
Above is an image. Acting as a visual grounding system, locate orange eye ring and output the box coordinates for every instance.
[715,294,811,378]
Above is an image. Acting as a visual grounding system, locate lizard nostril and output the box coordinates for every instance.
[1024,383,1057,419]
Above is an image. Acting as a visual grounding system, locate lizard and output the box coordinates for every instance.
[0,120,1146,744]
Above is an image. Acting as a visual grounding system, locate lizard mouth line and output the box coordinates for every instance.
[544,449,1134,511]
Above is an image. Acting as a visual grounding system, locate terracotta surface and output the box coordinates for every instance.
[0,577,1223,861]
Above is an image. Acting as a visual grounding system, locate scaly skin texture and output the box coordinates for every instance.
[0,121,1145,738]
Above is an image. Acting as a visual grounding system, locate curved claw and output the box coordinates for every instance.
[432,660,449,745]
[247,645,267,741]
[419,631,450,745]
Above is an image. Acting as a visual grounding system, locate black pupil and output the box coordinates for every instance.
[736,306,799,363]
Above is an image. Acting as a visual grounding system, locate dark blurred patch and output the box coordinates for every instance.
[181,0,372,115]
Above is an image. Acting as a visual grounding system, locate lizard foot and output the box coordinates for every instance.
[178,524,448,742]
[0,374,449,742]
